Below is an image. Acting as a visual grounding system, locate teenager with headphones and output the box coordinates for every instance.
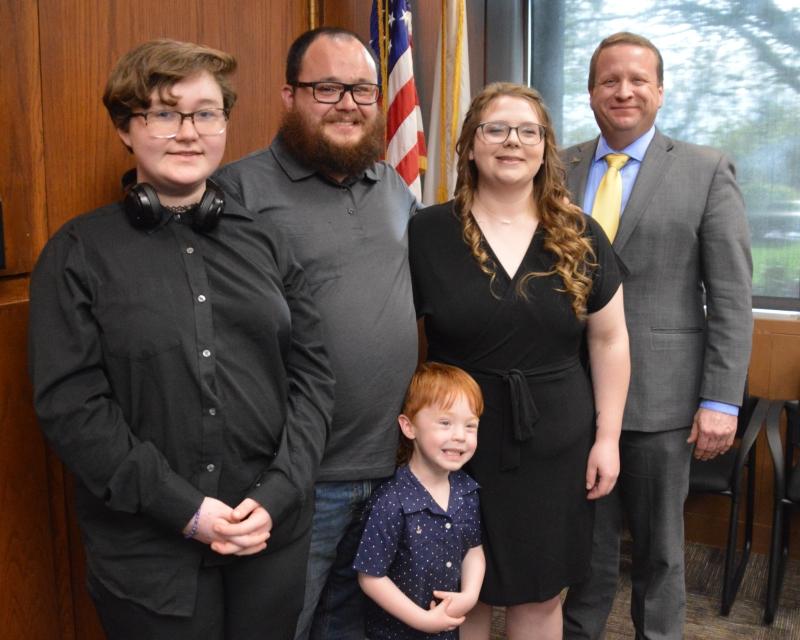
[28,39,334,639]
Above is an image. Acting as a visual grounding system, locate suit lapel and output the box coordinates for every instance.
[615,130,675,251]
[563,138,598,207]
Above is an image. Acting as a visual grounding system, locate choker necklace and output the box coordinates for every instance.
[164,203,199,214]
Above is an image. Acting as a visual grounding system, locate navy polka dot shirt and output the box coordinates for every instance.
[353,465,481,639]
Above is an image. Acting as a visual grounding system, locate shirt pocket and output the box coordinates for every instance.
[650,327,704,351]
[96,279,183,361]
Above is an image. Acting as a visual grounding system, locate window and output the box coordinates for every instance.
[528,0,800,310]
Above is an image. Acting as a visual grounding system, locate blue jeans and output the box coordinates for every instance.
[294,479,386,640]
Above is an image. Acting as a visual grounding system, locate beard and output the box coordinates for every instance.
[279,106,386,179]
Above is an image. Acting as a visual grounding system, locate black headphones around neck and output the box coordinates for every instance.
[121,169,225,233]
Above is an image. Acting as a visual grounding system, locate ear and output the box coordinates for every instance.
[281,84,295,110]
[656,84,664,109]
[398,414,416,441]
[117,127,133,152]
[468,149,474,161]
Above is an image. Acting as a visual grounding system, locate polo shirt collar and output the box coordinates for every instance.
[221,193,255,220]
[270,134,382,184]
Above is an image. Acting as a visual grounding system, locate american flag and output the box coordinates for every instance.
[370,0,427,200]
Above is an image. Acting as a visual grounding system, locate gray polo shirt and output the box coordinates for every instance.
[215,136,418,481]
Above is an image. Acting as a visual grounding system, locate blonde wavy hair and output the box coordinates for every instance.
[453,82,595,318]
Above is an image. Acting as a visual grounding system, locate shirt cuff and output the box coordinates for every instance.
[699,400,739,416]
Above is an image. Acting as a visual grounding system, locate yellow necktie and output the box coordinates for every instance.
[591,153,630,241]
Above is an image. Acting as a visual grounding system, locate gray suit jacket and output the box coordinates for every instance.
[561,130,753,432]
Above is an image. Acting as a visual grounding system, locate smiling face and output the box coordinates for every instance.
[282,35,379,147]
[469,95,545,192]
[589,43,663,150]
[399,393,479,479]
[117,70,226,205]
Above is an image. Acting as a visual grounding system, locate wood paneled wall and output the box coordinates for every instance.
[38,0,309,233]
[1,2,311,638]
[0,0,48,276]
[685,316,800,554]
[0,296,62,640]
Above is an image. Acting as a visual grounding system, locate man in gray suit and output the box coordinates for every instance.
[561,33,752,639]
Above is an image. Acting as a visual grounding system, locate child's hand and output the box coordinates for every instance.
[432,590,479,618]
[419,597,465,633]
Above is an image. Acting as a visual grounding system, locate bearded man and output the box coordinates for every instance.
[215,27,418,640]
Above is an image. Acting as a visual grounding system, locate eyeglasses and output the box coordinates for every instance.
[130,108,228,138]
[293,81,381,105]
[476,122,546,146]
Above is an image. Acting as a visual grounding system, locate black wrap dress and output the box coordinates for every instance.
[408,201,623,604]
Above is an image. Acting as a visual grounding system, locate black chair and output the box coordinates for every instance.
[764,399,800,624]
[688,393,770,615]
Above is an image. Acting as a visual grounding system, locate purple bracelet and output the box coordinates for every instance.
[184,509,200,539]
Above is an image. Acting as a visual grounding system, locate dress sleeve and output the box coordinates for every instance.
[247,226,335,523]
[585,215,624,315]
[28,224,204,532]
[408,204,450,319]
[353,486,404,577]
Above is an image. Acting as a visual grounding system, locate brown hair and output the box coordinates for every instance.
[103,39,237,131]
[588,32,663,91]
[453,82,595,318]
[397,362,484,465]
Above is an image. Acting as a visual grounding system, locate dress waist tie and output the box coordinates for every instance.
[428,354,582,470]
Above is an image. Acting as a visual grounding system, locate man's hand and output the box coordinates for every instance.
[687,407,737,460]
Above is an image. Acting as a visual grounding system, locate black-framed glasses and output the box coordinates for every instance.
[130,108,228,138]
[293,81,381,105]
[476,121,546,146]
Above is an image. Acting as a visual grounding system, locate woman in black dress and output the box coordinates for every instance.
[409,83,630,639]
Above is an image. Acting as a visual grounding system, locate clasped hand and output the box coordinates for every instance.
[417,596,466,634]
[183,496,272,556]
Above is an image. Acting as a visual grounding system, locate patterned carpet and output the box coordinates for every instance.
[488,541,800,638]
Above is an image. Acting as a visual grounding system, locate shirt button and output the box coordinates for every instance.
[208,408,216,416]
[186,247,194,254]
[445,523,452,529]
[197,294,206,303]
[202,349,211,358]
[445,561,453,568]
[206,463,215,473]
[347,208,354,215]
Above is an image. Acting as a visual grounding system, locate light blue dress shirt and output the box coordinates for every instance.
[581,126,656,216]
[581,126,738,417]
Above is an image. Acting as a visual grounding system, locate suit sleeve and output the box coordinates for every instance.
[698,153,753,405]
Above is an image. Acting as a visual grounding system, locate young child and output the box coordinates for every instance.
[354,362,485,639]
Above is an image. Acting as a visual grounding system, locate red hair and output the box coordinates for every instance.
[397,362,483,465]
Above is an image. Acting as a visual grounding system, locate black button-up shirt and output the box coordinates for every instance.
[28,197,334,615]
